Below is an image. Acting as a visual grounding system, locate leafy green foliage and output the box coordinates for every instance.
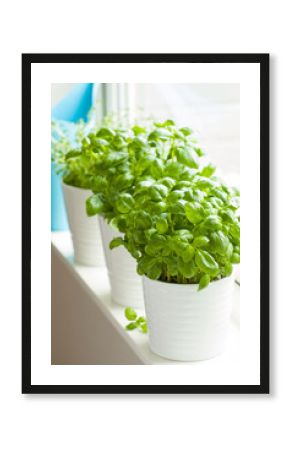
[83,119,239,289]
[86,194,105,216]
[198,273,211,291]
[51,109,126,189]
[80,119,205,225]
[124,307,137,321]
[109,237,124,250]
[53,115,240,289]
[51,112,99,189]
[124,308,148,333]
[121,174,240,289]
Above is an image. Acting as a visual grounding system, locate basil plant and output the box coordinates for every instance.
[83,119,240,290]
[84,119,205,220]
[111,173,240,290]
[51,108,111,189]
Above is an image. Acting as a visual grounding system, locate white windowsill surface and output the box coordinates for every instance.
[52,231,240,365]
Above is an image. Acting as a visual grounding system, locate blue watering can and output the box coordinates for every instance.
[51,83,95,231]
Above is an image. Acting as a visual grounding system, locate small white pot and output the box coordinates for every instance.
[98,217,143,308]
[62,183,105,267]
[143,275,235,361]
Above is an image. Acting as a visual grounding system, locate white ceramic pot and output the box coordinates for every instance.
[143,275,235,361]
[62,183,105,267]
[98,217,143,308]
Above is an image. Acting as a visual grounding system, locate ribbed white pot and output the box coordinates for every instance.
[98,217,143,308]
[62,183,105,267]
[143,275,235,361]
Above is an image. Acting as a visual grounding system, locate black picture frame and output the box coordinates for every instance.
[22,53,269,394]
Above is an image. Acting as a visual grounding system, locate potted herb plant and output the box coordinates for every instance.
[51,118,105,267]
[111,161,240,361]
[85,120,205,307]
[83,124,146,307]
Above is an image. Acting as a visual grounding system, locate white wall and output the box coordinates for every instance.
[51,83,77,107]
[135,83,240,175]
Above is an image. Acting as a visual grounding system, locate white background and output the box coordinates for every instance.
[0,1,285,449]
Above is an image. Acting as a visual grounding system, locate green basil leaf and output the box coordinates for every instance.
[148,129,171,141]
[112,135,126,149]
[113,215,128,233]
[133,230,146,244]
[113,173,134,190]
[198,274,210,290]
[129,136,148,152]
[183,189,194,201]
[148,235,167,248]
[150,159,164,179]
[65,150,82,160]
[86,194,105,216]
[178,259,197,278]
[155,119,175,128]
[195,249,219,275]
[202,215,222,231]
[200,163,216,177]
[220,209,236,223]
[156,217,168,234]
[194,147,204,157]
[164,161,184,178]
[195,177,216,190]
[167,190,184,202]
[147,261,162,280]
[168,199,186,215]
[140,322,148,333]
[144,228,157,240]
[210,230,230,255]
[134,211,152,229]
[225,242,233,259]
[96,127,116,140]
[211,187,227,202]
[163,257,178,276]
[126,322,138,331]
[229,223,240,241]
[116,193,134,214]
[193,236,210,248]
[153,183,169,197]
[175,229,193,241]
[179,127,193,136]
[159,177,176,189]
[182,245,195,263]
[148,201,167,214]
[106,151,128,167]
[176,146,199,169]
[145,244,159,256]
[231,252,240,264]
[109,237,124,250]
[185,202,204,224]
[221,262,233,277]
[124,307,137,321]
[137,255,155,275]
[169,238,188,256]
[146,186,163,201]
[91,175,107,192]
[132,125,146,135]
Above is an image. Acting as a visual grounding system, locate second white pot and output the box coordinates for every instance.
[62,182,105,267]
[98,216,144,308]
[143,275,235,361]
